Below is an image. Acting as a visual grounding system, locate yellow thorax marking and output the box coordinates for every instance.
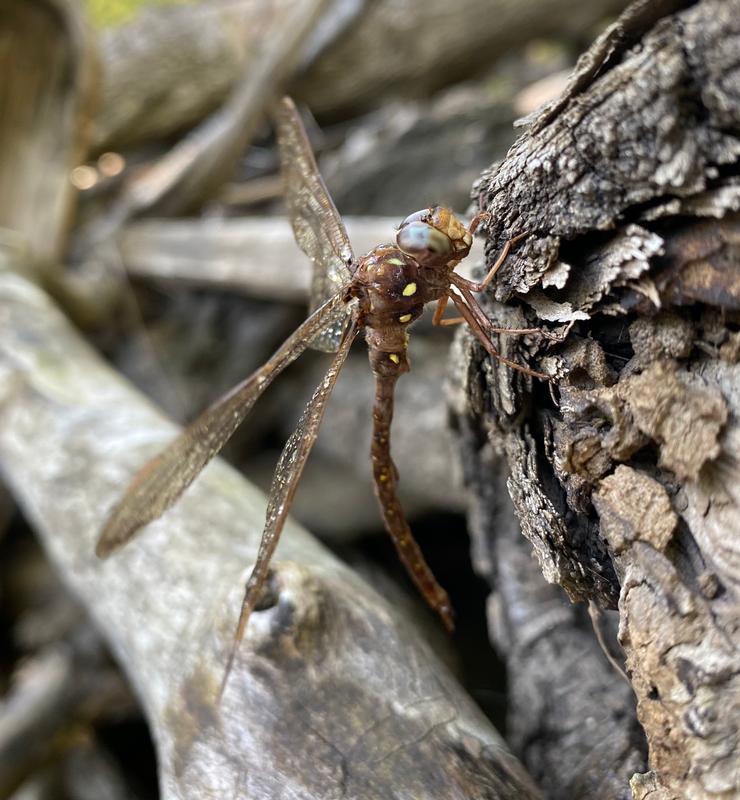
[399,313,412,323]
[387,257,405,266]
[389,353,400,364]
[402,282,417,297]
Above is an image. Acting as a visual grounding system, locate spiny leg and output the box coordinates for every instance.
[370,369,454,631]
[219,319,360,698]
[448,228,551,337]
[457,230,527,293]
[447,290,549,380]
[466,210,492,236]
[451,274,558,338]
[434,289,553,345]
[432,294,465,327]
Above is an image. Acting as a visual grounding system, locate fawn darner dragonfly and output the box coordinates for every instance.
[96,96,548,694]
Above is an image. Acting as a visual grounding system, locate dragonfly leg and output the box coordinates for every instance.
[466,210,492,236]
[432,294,465,327]
[447,290,549,380]
[451,276,561,341]
[456,231,527,293]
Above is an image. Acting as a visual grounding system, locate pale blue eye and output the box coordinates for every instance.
[397,221,453,258]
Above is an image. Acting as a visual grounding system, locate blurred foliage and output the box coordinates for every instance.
[85,0,195,28]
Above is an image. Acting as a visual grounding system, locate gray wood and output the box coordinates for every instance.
[114,216,484,301]
[0,0,94,267]
[91,0,362,152]
[457,0,740,796]
[0,258,541,799]
[74,0,330,258]
[91,0,628,152]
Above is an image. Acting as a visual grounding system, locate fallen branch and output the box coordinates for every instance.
[0,261,542,799]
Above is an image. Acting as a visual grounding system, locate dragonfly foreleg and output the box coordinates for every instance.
[456,230,527,293]
[432,294,465,327]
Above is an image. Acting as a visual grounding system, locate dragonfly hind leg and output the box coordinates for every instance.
[447,290,550,380]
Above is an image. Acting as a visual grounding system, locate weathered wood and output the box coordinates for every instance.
[74,0,331,256]
[0,0,94,267]
[91,0,363,151]
[294,0,628,117]
[448,329,647,800]
[459,0,740,796]
[91,0,628,152]
[114,216,483,301]
[0,631,123,798]
[0,258,542,799]
[320,86,525,217]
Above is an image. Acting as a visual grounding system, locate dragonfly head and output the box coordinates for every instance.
[396,206,473,268]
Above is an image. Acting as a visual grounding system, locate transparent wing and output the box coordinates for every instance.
[96,292,348,558]
[220,313,360,694]
[273,96,354,352]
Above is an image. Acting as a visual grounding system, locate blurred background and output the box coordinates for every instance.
[0,0,628,796]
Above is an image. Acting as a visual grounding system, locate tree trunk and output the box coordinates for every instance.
[455,0,740,797]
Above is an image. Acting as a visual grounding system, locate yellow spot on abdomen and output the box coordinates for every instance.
[402,282,417,297]
[399,313,412,323]
[389,353,400,364]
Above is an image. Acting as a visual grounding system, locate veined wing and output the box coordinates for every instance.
[220,313,360,695]
[96,292,348,558]
[273,96,354,352]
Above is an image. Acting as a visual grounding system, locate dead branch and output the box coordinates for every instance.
[0,260,542,799]
[92,0,628,152]
[0,0,94,268]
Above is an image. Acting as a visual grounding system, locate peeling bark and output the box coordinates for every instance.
[454,0,740,796]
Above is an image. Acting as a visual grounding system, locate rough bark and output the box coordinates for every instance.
[0,258,542,799]
[455,0,740,797]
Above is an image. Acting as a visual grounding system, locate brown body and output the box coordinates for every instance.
[343,209,476,630]
[95,98,545,697]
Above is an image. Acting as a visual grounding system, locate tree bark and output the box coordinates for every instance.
[456,0,740,796]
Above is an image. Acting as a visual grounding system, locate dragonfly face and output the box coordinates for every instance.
[396,206,473,268]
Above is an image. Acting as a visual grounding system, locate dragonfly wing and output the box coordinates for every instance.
[220,312,360,693]
[273,96,354,352]
[96,292,348,558]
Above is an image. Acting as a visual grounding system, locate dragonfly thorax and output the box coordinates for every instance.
[350,245,437,333]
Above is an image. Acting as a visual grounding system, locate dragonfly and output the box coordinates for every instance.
[96,96,549,695]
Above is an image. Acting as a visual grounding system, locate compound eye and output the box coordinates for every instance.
[396,221,454,260]
[399,208,429,227]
